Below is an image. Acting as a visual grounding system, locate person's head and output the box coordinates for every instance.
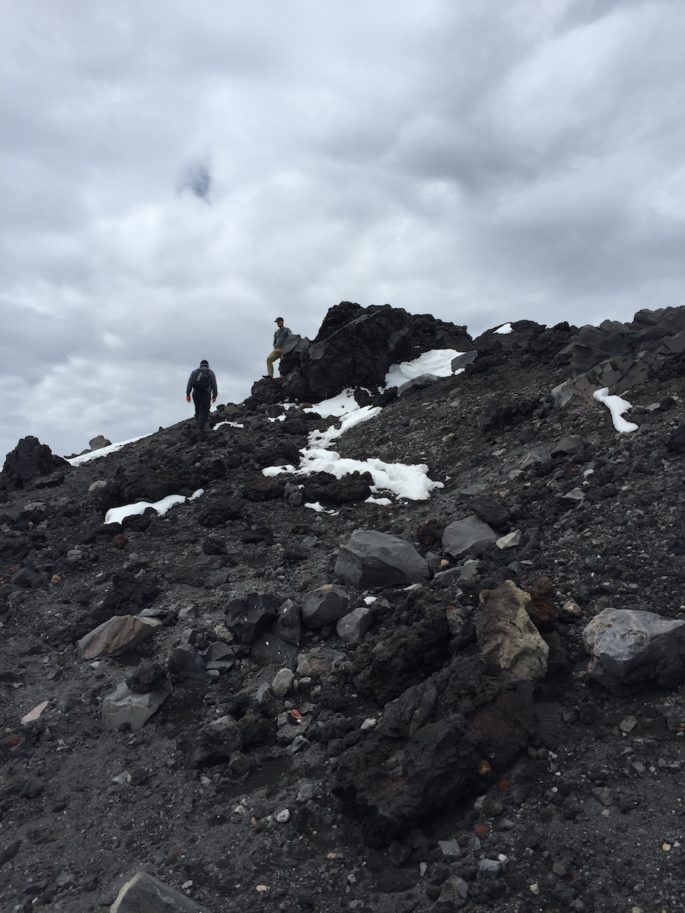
[200,359,209,367]
[275,317,284,327]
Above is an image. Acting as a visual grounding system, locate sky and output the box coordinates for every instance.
[1,0,684,460]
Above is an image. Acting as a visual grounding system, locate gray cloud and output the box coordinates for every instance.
[1,0,684,459]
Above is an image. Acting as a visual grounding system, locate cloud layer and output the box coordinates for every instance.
[2,0,684,458]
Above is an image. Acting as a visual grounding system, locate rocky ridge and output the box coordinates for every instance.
[1,302,685,913]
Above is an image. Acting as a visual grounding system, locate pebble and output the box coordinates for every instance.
[275,808,290,823]
[619,715,638,734]
[271,668,294,698]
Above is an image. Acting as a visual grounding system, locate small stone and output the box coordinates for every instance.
[21,700,49,725]
[438,838,461,859]
[479,858,504,876]
[496,530,522,550]
[562,599,583,618]
[360,718,377,730]
[619,715,638,734]
[275,808,290,823]
[592,786,613,807]
[529,883,540,895]
[271,668,294,698]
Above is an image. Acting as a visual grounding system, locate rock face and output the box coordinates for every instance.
[1,435,69,489]
[442,515,498,557]
[335,529,429,587]
[476,582,549,680]
[277,301,472,402]
[110,871,207,913]
[582,608,685,691]
[78,615,159,659]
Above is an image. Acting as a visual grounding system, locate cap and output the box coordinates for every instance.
[200,359,209,366]
[274,316,283,322]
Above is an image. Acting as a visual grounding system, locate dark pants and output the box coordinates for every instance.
[192,390,211,432]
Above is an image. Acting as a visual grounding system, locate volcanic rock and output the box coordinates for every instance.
[301,583,351,628]
[335,529,430,587]
[89,435,112,450]
[476,581,549,680]
[225,593,279,644]
[442,515,498,558]
[102,681,170,731]
[582,608,685,691]
[78,615,159,660]
[1,435,69,489]
[110,871,208,913]
[336,607,374,644]
[279,301,472,402]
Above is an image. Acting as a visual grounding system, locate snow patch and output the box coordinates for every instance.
[495,323,513,335]
[593,388,638,433]
[67,434,151,465]
[104,489,204,525]
[213,421,244,430]
[384,349,459,388]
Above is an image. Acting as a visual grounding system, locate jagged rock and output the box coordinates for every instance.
[187,715,243,768]
[353,603,451,703]
[167,645,206,681]
[78,615,159,659]
[279,301,472,403]
[126,660,169,694]
[582,608,685,691]
[496,530,521,550]
[272,598,302,645]
[251,630,298,666]
[296,646,346,678]
[197,496,244,526]
[225,593,279,644]
[334,656,534,844]
[336,607,374,644]
[550,435,586,460]
[335,529,430,587]
[10,565,45,589]
[110,871,208,913]
[102,681,170,731]
[451,351,478,372]
[301,584,351,629]
[89,435,112,450]
[416,518,444,548]
[476,581,549,680]
[301,471,373,504]
[1,436,69,489]
[243,476,285,501]
[442,515,498,558]
[468,495,510,530]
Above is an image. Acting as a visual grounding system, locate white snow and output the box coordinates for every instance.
[593,387,638,433]
[67,433,151,465]
[495,323,513,335]
[384,349,459,388]
[213,421,244,430]
[304,501,337,515]
[298,448,442,500]
[104,488,204,525]
[305,389,361,417]
[366,496,392,506]
[309,405,381,448]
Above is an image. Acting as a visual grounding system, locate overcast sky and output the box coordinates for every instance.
[2,0,685,460]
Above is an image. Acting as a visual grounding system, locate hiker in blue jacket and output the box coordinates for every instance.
[185,359,218,433]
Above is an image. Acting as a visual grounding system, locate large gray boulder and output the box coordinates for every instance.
[302,584,351,628]
[102,681,170,731]
[582,608,685,691]
[335,530,429,587]
[442,515,498,558]
[110,871,207,912]
[476,581,549,680]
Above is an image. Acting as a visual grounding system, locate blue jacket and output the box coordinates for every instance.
[273,326,292,348]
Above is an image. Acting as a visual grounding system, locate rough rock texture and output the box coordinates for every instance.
[3,303,685,913]
[476,581,549,680]
[301,583,351,628]
[1,435,69,489]
[110,871,207,913]
[582,608,685,691]
[335,529,429,587]
[78,615,158,659]
[442,514,498,557]
[277,301,472,402]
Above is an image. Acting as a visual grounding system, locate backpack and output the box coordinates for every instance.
[193,368,212,393]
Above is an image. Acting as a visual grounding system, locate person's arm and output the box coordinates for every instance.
[186,370,195,400]
[283,327,292,341]
[210,370,218,401]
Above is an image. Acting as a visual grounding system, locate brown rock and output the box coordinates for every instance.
[78,615,159,660]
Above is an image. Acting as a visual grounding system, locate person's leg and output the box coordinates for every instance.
[197,391,211,432]
[266,347,284,377]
